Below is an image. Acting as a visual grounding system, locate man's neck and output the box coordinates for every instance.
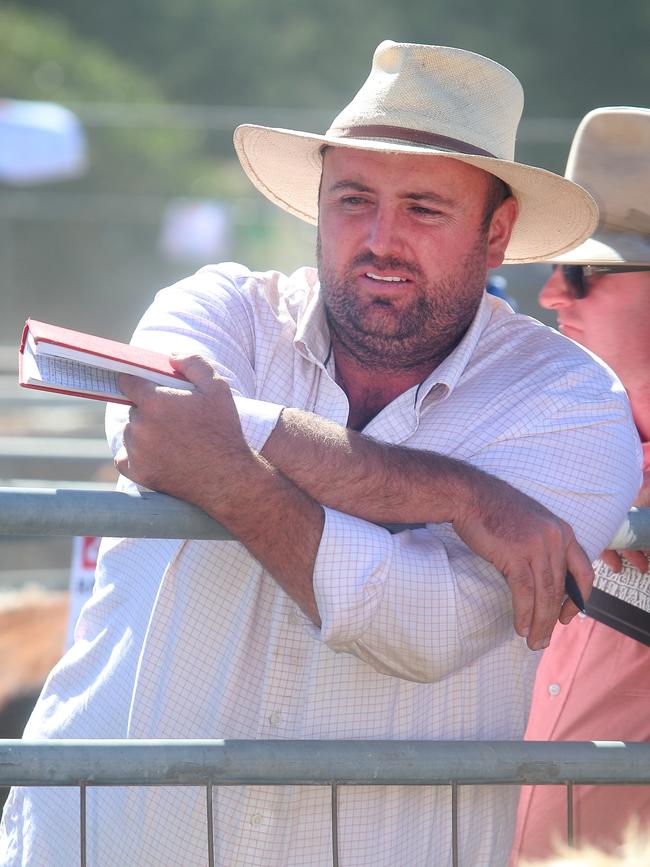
[332,341,436,430]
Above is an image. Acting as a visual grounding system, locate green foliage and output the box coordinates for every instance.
[11,0,650,118]
[0,5,217,195]
[1,6,162,103]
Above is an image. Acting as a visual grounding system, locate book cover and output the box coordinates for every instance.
[19,318,192,404]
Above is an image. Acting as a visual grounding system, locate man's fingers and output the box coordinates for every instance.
[565,536,594,602]
[516,531,590,650]
[622,549,650,573]
[559,596,582,625]
[557,537,594,626]
[528,562,564,651]
[599,548,650,575]
[507,564,534,642]
[169,353,219,390]
[600,549,623,573]
[117,372,157,402]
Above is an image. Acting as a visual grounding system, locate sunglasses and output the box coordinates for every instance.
[556,264,650,299]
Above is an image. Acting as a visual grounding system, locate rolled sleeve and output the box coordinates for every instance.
[312,508,513,683]
[313,507,394,645]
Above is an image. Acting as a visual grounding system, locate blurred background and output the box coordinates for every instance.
[2,0,650,341]
[0,0,649,732]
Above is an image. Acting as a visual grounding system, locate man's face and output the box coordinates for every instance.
[539,267,650,376]
[317,147,516,371]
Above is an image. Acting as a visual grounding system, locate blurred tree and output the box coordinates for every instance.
[0,5,255,343]
[3,0,649,342]
[10,0,394,108]
[11,0,650,119]
[0,4,217,195]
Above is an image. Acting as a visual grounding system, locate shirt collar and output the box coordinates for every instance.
[416,291,496,412]
[292,268,332,368]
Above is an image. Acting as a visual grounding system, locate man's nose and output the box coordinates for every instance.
[538,267,573,310]
[366,206,402,256]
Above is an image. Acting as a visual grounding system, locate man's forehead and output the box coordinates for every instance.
[321,145,494,192]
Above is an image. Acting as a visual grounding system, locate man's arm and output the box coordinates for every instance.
[116,364,523,682]
[116,355,595,653]
[262,405,592,643]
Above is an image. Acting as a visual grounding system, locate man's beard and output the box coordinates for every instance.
[317,233,489,372]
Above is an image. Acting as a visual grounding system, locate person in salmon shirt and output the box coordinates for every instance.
[511,106,650,863]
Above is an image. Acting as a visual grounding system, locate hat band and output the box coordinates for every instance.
[333,124,496,158]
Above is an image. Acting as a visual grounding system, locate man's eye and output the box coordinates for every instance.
[411,206,440,217]
[341,196,367,206]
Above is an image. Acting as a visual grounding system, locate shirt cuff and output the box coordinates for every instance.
[233,396,284,453]
[313,507,393,647]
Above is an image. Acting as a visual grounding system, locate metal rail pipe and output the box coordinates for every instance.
[0,487,649,548]
[2,739,650,787]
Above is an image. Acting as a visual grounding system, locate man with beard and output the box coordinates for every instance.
[0,42,641,867]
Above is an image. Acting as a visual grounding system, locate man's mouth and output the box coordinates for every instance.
[364,272,408,283]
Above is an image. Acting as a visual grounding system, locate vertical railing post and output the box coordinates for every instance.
[79,783,87,867]
[451,781,459,867]
[566,781,575,847]
[206,784,215,867]
[331,784,339,867]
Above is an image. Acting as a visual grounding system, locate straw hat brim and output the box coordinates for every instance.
[234,124,599,265]
[551,228,650,265]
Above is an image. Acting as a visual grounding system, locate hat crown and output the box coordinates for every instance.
[233,39,599,263]
[565,107,650,237]
[327,40,524,161]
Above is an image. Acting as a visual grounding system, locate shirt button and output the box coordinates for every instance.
[250,814,263,827]
[548,683,561,697]
[578,611,587,619]
[268,711,283,727]
[288,609,301,625]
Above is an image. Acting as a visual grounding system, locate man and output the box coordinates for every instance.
[0,43,641,866]
[511,107,650,863]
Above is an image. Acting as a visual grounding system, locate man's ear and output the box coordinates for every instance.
[486,196,518,269]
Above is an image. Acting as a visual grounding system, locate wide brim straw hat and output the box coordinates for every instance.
[551,107,650,265]
[234,40,598,265]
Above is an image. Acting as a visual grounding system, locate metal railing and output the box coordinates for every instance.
[3,739,650,866]
[2,489,650,864]
[1,486,650,547]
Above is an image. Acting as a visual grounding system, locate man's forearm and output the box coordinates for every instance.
[261,406,472,524]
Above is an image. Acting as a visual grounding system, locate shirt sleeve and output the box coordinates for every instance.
[312,508,514,682]
[105,263,284,455]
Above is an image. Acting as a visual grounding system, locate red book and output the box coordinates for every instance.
[19,318,193,405]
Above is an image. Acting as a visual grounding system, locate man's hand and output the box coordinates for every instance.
[115,354,253,509]
[449,466,594,650]
[600,466,650,574]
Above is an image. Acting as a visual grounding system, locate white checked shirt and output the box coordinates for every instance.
[1,263,641,866]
